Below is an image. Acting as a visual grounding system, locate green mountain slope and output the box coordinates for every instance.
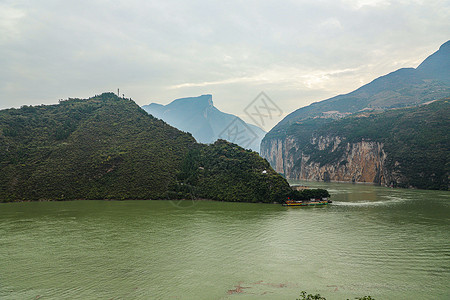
[176,139,289,202]
[0,93,290,202]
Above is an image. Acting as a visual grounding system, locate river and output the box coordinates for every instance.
[0,182,449,299]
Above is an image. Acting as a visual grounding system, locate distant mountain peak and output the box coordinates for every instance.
[439,40,450,50]
[264,40,450,144]
[142,95,265,151]
[170,94,213,108]
[416,40,450,83]
[147,103,163,108]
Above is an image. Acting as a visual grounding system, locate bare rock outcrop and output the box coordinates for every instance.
[261,135,406,187]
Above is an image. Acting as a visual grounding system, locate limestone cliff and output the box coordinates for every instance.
[261,135,406,186]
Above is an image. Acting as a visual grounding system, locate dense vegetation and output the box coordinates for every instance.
[288,189,330,200]
[297,291,374,300]
[172,139,292,202]
[0,93,291,202]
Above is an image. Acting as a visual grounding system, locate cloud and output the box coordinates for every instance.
[170,66,360,91]
[0,0,449,128]
[342,0,391,9]
[0,5,26,43]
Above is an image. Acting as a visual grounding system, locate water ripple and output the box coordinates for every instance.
[1,188,449,300]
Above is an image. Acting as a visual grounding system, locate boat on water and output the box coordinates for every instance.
[282,198,332,207]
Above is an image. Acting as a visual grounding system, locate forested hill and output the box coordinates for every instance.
[0,93,290,202]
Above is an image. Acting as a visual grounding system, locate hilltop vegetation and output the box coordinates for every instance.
[173,139,291,202]
[0,93,290,202]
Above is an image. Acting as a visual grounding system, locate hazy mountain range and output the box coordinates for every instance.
[266,40,450,138]
[142,95,266,152]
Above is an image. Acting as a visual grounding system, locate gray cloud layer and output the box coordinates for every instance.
[1,0,449,128]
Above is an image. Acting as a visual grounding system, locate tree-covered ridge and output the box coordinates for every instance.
[174,139,291,203]
[0,93,195,200]
[0,93,291,202]
[288,189,330,201]
[299,98,450,190]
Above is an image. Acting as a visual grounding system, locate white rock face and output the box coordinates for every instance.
[261,134,406,186]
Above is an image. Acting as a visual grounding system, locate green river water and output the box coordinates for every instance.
[0,182,449,300]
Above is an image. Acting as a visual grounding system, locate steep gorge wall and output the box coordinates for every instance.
[260,137,297,177]
[261,135,405,186]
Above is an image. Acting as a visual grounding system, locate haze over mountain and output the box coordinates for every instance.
[142,95,266,152]
[266,40,450,137]
[261,41,450,190]
[416,40,450,84]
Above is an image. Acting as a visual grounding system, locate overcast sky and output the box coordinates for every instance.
[1,0,449,129]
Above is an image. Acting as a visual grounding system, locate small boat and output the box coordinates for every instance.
[282,198,332,207]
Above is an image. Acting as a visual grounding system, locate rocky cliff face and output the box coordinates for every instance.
[260,137,296,176]
[261,135,406,186]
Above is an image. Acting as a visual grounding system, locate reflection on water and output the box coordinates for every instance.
[0,182,449,300]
